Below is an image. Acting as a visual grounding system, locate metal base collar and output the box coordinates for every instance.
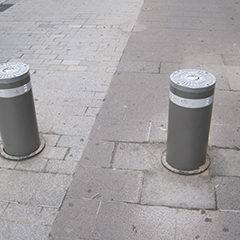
[161,150,210,175]
[0,135,45,161]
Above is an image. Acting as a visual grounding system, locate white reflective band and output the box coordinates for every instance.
[169,92,213,108]
[0,81,32,98]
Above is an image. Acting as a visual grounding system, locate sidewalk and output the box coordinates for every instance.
[0,0,143,239]
[51,0,240,239]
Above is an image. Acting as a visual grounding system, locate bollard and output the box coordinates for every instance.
[0,62,45,160]
[161,69,216,175]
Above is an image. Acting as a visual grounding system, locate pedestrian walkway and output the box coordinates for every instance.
[51,0,240,239]
[0,0,143,239]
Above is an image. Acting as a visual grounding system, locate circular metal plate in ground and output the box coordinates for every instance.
[0,135,45,161]
[170,69,216,89]
[161,150,210,175]
[0,62,29,80]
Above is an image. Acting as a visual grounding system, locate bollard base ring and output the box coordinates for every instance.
[0,135,45,161]
[161,150,210,175]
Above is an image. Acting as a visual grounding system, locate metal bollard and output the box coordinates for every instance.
[0,62,45,160]
[161,69,216,175]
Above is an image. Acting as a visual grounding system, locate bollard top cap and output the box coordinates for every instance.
[170,69,216,91]
[0,62,30,89]
[0,62,29,80]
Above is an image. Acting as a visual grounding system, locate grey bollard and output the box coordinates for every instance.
[0,62,45,160]
[161,69,216,175]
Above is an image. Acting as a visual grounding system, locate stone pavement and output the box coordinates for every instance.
[50,0,240,239]
[0,0,143,239]
[0,0,239,239]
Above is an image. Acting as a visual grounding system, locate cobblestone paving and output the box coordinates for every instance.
[0,0,143,238]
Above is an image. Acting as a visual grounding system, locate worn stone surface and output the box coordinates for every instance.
[15,157,48,172]
[141,166,215,209]
[209,148,240,177]
[2,203,42,223]
[209,124,240,148]
[0,169,72,207]
[67,166,143,203]
[117,60,160,73]
[149,121,168,143]
[0,221,51,240]
[176,209,240,240]
[50,198,100,240]
[45,160,78,175]
[0,0,144,237]
[1,0,239,238]
[113,143,164,170]
[0,202,8,216]
[80,140,115,167]
[95,201,176,240]
[214,177,240,210]
[51,0,240,239]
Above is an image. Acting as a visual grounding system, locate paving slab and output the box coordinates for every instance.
[67,166,143,203]
[141,169,215,209]
[50,198,100,240]
[176,209,240,240]
[113,143,164,171]
[209,124,240,148]
[95,201,176,240]
[80,140,114,168]
[0,169,72,207]
[214,176,240,210]
[209,148,240,177]
[0,221,51,240]
[149,121,168,142]
[117,60,160,73]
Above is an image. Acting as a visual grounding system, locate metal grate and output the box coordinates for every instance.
[0,3,13,12]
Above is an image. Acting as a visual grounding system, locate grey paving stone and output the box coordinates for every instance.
[0,202,8,216]
[209,124,240,148]
[42,134,60,147]
[95,201,176,240]
[141,169,215,209]
[0,157,17,169]
[97,119,151,142]
[0,169,72,207]
[57,135,86,148]
[67,166,143,203]
[183,53,224,66]
[65,147,84,162]
[50,198,99,240]
[38,146,69,160]
[121,44,183,62]
[113,143,164,171]
[209,148,240,177]
[46,159,78,175]
[117,60,160,73]
[160,62,181,74]
[176,209,240,240]
[98,72,170,113]
[2,203,41,223]
[212,105,240,126]
[15,158,48,172]
[222,54,240,66]
[214,90,240,107]
[37,207,59,226]
[95,72,170,142]
[149,121,168,142]
[80,140,114,167]
[0,220,51,240]
[214,176,240,210]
